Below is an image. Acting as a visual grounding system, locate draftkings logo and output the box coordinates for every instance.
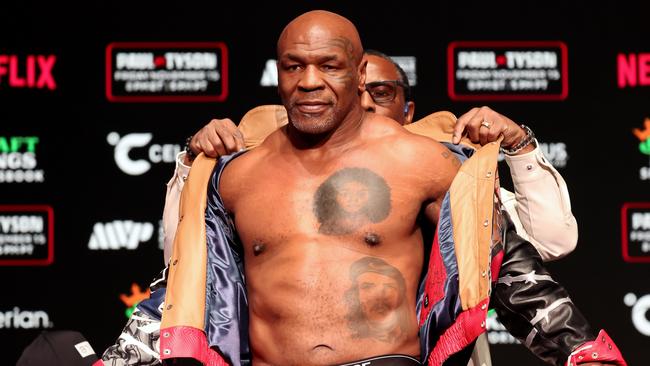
[485,310,519,345]
[260,56,417,86]
[634,118,650,180]
[0,136,44,183]
[0,205,54,266]
[107,132,180,176]
[88,220,155,250]
[0,55,57,90]
[621,203,650,263]
[448,41,568,101]
[106,42,228,102]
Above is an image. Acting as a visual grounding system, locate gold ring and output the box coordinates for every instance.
[480,120,491,129]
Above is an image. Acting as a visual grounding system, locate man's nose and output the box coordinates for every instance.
[297,65,325,91]
[360,91,376,112]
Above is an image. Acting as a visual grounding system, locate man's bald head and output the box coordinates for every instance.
[278,10,363,65]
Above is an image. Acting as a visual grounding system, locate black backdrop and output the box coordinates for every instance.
[1,1,649,365]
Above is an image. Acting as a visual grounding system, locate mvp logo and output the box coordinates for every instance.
[88,221,154,250]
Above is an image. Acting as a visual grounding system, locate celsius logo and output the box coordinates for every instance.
[0,307,52,329]
[624,293,650,336]
[107,132,180,176]
[88,221,154,250]
[0,136,44,183]
[633,118,650,180]
[0,55,56,90]
[260,56,417,87]
[617,53,650,88]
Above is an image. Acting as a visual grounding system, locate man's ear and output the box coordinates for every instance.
[357,58,368,94]
[404,101,416,125]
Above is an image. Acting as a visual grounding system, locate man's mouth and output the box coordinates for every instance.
[295,101,330,114]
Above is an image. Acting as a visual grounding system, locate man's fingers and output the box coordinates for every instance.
[215,125,238,153]
[234,129,245,151]
[453,108,479,144]
[466,111,485,144]
[206,128,227,157]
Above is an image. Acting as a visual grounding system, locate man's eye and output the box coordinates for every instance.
[322,64,337,71]
[284,64,301,71]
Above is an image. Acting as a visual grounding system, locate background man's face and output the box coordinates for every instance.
[362,55,408,124]
[277,28,361,135]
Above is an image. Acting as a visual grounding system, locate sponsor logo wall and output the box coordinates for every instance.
[1,5,648,366]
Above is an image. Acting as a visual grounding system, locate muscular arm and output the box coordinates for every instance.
[411,137,461,226]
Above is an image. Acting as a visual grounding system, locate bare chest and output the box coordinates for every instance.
[230,164,424,256]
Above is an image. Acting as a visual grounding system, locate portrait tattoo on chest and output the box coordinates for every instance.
[344,257,413,343]
[313,167,391,235]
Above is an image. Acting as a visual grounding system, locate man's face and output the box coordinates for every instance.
[277,28,363,135]
[361,55,412,125]
[357,271,400,322]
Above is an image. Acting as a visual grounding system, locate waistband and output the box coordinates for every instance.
[334,354,421,366]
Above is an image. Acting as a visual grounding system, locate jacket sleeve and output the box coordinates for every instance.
[503,142,578,261]
[162,152,191,265]
[490,213,595,366]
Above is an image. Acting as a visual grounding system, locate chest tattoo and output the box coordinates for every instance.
[313,168,391,235]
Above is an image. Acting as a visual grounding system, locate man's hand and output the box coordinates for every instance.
[186,118,245,162]
[452,106,532,154]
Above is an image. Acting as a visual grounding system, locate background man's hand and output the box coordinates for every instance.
[186,118,244,163]
[452,106,532,154]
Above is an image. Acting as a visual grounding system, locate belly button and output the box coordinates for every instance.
[364,232,381,247]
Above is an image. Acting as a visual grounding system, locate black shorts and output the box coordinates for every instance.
[334,354,422,366]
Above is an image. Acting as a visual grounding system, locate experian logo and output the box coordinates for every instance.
[107,132,180,176]
[0,307,52,329]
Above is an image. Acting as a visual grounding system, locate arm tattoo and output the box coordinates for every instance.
[313,168,391,235]
[442,150,461,168]
[344,257,413,343]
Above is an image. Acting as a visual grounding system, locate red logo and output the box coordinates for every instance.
[0,205,54,266]
[0,55,56,90]
[448,41,568,101]
[618,53,650,88]
[621,202,650,263]
[106,42,228,102]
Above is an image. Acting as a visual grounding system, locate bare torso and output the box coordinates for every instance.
[219,114,457,365]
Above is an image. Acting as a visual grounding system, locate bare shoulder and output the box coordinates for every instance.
[365,114,459,199]
[218,142,269,212]
[366,114,459,173]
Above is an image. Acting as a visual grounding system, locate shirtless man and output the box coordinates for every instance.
[217,12,456,364]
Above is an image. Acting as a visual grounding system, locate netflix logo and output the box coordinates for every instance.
[0,55,56,90]
[618,53,650,88]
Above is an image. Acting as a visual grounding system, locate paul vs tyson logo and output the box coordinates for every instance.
[448,41,568,101]
[106,42,228,102]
